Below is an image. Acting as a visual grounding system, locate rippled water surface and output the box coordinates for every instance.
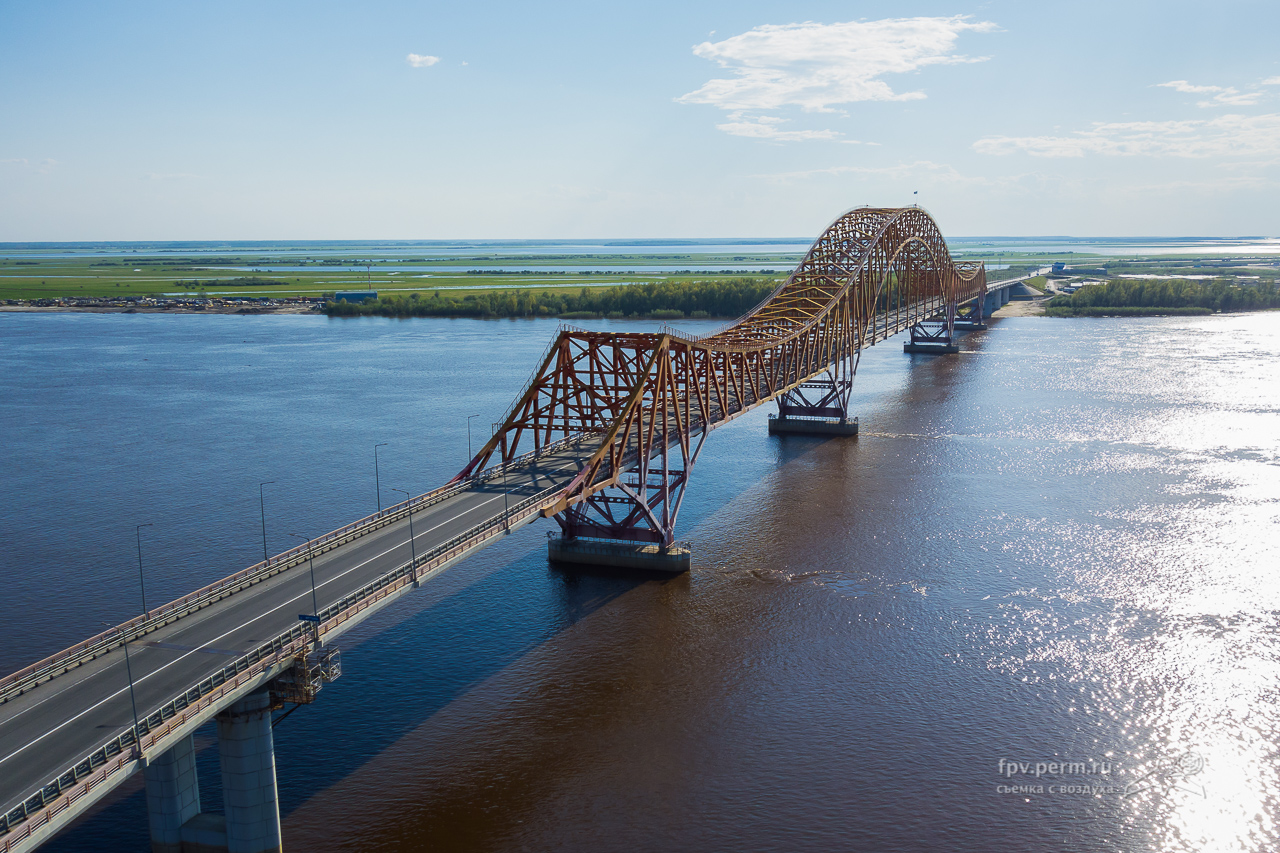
[2,311,1278,852]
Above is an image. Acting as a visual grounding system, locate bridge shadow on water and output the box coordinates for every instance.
[269,553,669,816]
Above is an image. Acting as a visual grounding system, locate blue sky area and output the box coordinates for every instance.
[2,1,1278,240]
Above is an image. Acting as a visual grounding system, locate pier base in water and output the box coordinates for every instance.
[548,537,691,573]
[767,415,859,436]
[903,341,960,354]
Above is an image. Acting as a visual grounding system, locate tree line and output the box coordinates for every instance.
[1047,278,1280,314]
[174,277,289,289]
[325,278,778,319]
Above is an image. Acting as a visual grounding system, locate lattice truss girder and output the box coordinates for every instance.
[456,207,987,546]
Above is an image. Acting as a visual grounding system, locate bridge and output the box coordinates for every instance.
[0,206,1027,853]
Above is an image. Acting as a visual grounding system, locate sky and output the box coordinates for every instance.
[2,0,1279,241]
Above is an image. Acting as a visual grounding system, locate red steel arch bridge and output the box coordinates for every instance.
[457,204,994,561]
[0,206,1023,853]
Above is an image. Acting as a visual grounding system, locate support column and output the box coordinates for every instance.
[985,290,1001,316]
[953,295,987,330]
[144,735,202,853]
[216,690,282,853]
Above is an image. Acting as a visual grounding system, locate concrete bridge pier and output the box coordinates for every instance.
[954,294,987,330]
[767,413,859,436]
[143,735,202,853]
[766,371,859,436]
[216,690,282,853]
[549,537,691,572]
[903,308,959,353]
[983,289,1002,318]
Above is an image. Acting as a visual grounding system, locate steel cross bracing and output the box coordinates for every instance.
[456,206,987,546]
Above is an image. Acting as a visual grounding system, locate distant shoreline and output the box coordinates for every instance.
[0,304,320,316]
[0,305,744,319]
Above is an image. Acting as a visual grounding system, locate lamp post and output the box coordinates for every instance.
[259,481,275,563]
[103,621,143,760]
[135,523,153,617]
[466,414,480,462]
[374,443,388,512]
[389,488,418,584]
[502,461,510,532]
[288,533,322,646]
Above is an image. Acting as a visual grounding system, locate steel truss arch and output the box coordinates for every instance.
[455,206,986,547]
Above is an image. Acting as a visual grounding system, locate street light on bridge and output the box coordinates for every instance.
[389,488,418,585]
[466,414,480,463]
[373,443,388,513]
[101,621,143,761]
[287,532,323,648]
[258,481,275,563]
[135,523,153,618]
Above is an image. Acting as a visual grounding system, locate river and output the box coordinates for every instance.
[2,311,1277,852]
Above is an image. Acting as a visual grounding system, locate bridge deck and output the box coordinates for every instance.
[0,441,593,840]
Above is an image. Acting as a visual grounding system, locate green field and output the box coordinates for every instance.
[0,252,797,302]
[0,254,1096,302]
[3,244,1276,314]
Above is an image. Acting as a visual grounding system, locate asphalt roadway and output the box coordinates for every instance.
[0,444,591,822]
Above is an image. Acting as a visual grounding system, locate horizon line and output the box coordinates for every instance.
[2,235,1277,249]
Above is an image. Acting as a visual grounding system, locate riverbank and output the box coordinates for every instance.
[0,304,322,315]
[992,295,1051,317]
[324,277,776,320]
[1044,305,1214,317]
[0,295,1056,319]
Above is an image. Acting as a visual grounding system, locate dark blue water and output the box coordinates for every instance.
[2,312,1278,852]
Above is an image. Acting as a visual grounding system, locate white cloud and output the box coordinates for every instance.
[755,159,967,182]
[1157,79,1262,107]
[1261,77,1280,86]
[1210,91,1263,106]
[974,113,1280,158]
[679,16,997,114]
[1158,80,1223,95]
[407,53,440,68]
[716,112,842,141]
[679,16,995,142]
[2,158,57,173]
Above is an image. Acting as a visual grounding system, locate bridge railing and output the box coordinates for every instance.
[0,478,568,850]
[0,434,588,708]
[485,329,565,446]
